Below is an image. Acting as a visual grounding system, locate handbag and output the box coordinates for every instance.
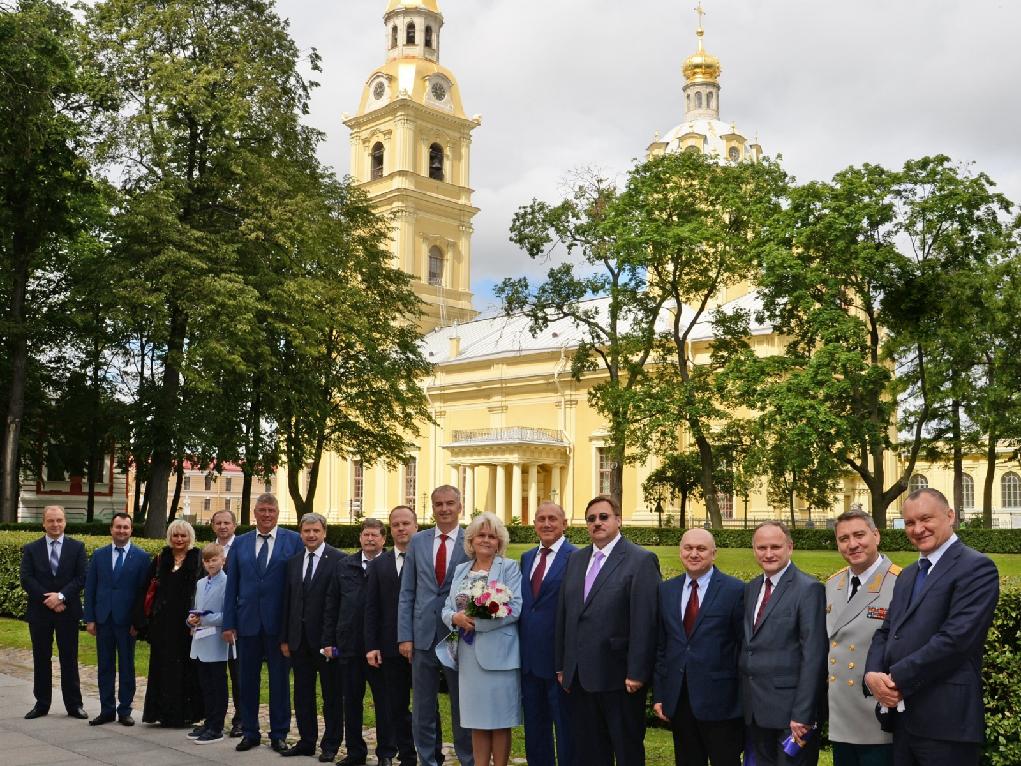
[143,553,160,617]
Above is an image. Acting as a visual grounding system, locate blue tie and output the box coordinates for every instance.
[910,558,931,605]
[50,540,60,576]
[256,534,270,575]
[113,547,125,579]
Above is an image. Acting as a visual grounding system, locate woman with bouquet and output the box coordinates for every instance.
[441,512,523,766]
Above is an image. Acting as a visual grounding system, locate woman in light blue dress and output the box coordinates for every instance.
[442,512,523,766]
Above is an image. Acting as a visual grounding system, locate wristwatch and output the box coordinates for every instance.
[57,593,65,602]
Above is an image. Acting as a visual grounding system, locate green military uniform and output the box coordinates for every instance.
[825,556,899,765]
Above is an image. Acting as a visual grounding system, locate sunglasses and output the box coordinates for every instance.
[586,512,613,524]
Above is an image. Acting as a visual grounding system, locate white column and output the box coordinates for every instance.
[527,464,539,523]
[551,464,562,506]
[465,464,475,517]
[449,463,460,488]
[511,464,523,522]
[495,464,507,521]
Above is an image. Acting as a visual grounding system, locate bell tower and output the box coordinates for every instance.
[345,0,479,332]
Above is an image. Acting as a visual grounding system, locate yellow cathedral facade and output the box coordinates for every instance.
[269,0,1021,530]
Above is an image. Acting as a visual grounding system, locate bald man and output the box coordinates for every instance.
[653,529,745,766]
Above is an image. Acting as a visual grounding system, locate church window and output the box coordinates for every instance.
[686,93,691,108]
[352,459,364,514]
[425,25,433,48]
[596,447,612,495]
[962,473,975,509]
[406,21,416,45]
[371,142,384,180]
[908,474,928,493]
[428,143,444,181]
[706,92,713,109]
[390,25,397,48]
[1002,471,1021,508]
[728,146,740,161]
[428,246,444,286]
[404,456,418,508]
[695,91,703,108]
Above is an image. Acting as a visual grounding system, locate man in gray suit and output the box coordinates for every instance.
[826,510,898,766]
[397,485,473,766]
[740,521,827,766]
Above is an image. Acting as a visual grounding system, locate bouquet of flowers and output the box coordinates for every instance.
[441,578,514,667]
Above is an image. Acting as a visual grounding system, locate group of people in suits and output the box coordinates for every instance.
[19,485,999,766]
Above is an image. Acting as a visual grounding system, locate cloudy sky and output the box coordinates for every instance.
[275,0,1021,314]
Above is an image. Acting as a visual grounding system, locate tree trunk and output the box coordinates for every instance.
[139,478,151,524]
[168,461,184,523]
[789,488,796,528]
[240,473,253,525]
[983,428,996,529]
[951,398,963,526]
[132,459,143,520]
[694,432,722,528]
[86,338,101,523]
[0,240,30,522]
[240,382,263,525]
[679,489,688,529]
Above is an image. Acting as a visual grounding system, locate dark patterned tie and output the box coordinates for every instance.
[256,534,270,575]
[303,551,314,588]
[50,540,60,576]
[910,559,931,605]
[113,547,125,579]
[684,580,699,637]
[435,534,448,585]
[531,547,551,599]
[754,577,772,628]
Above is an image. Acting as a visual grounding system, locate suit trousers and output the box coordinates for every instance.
[342,659,392,760]
[196,660,228,734]
[892,721,979,766]
[380,657,416,765]
[237,631,291,740]
[29,612,82,711]
[411,647,473,766]
[567,684,647,766]
[670,680,743,766]
[96,621,136,717]
[292,644,341,753]
[747,723,820,766]
[831,742,893,766]
[227,655,241,727]
[521,670,572,766]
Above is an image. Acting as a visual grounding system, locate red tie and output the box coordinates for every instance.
[435,533,449,585]
[531,547,551,598]
[754,577,773,628]
[683,580,699,637]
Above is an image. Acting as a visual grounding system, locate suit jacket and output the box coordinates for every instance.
[190,570,231,663]
[653,567,744,721]
[364,548,405,658]
[825,557,898,745]
[518,539,577,679]
[441,556,523,671]
[555,537,661,693]
[398,527,469,650]
[84,543,151,625]
[222,527,303,637]
[740,563,828,730]
[864,540,999,744]
[20,535,87,622]
[321,548,375,660]
[280,544,344,651]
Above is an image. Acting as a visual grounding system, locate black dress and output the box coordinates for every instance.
[139,546,204,726]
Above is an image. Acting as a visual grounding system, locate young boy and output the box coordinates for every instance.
[187,543,231,744]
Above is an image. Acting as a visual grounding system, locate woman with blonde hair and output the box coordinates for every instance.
[442,512,523,766]
[138,518,203,726]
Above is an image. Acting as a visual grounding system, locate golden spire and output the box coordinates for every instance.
[683,1,721,83]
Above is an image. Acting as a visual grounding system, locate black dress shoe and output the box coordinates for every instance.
[118,714,135,726]
[230,723,245,738]
[236,737,261,752]
[377,758,394,766]
[270,739,288,753]
[317,752,336,763]
[24,705,48,720]
[281,745,315,757]
[336,757,367,766]
[67,707,88,719]
[90,712,115,726]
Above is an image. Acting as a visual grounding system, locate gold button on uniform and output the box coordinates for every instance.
[849,645,855,651]
[832,641,839,648]
[848,662,855,669]
[847,679,855,686]
[831,658,837,665]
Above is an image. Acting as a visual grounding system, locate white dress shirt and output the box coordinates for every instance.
[754,560,792,616]
[847,554,887,602]
[922,533,959,572]
[111,541,132,570]
[256,526,279,561]
[432,526,457,564]
[303,541,325,579]
[528,535,567,580]
[682,566,715,620]
[585,533,622,577]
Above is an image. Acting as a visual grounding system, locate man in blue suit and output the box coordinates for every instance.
[222,494,303,753]
[865,488,999,766]
[519,501,576,766]
[397,485,473,766]
[84,511,151,726]
[653,528,744,766]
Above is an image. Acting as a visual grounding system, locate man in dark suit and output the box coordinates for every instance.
[740,521,827,766]
[519,501,577,766]
[653,528,744,766]
[864,488,999,766]
[83,511,151,726]
[279,512,344,760]
[222,493,303,753]
[211,508,243,737]
[398,485,473,766]
[323,517,391,766]
[365,506,418,766]
[19,505,88,720]
[555,494,660,766]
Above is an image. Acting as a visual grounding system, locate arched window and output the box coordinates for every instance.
[716,492,734,520]
[706,92,714,109]
[428,142,444,181]
[962,473,975,509]
[694,91,703,109]
[1002,471,1021,508]
[428,246,444,286]
[370,142,384,180]
[390,25,397,48]
[406,21,416,45]
[908,474,929,493]
[425,25,433,48]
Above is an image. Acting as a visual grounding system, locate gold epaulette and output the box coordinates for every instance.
[888,564,902,576]
[827,566,849,581]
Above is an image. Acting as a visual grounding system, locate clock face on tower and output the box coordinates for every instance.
[373,81,385,100]
[430,81,447,101]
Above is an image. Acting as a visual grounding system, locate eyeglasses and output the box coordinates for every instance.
[586,512,613,524]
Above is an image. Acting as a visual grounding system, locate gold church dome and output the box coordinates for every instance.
[683,27,721,83]
[386,0,441,13]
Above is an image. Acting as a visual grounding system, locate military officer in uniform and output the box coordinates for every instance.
[825,509,899,766]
